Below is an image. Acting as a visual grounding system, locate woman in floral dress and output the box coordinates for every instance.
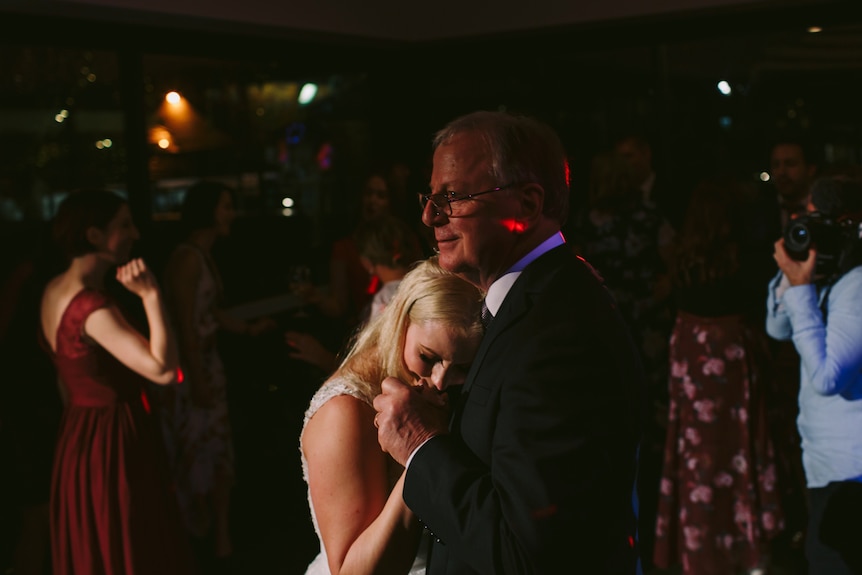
[653,176,785,574]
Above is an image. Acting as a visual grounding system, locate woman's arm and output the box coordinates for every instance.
[302,393,421,575]
[85,259,179,385]
[163,248,211,404]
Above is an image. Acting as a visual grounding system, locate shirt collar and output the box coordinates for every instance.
[484,232,565,315]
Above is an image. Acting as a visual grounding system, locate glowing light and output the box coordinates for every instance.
[102,139,112,148]
[281,197,295,208]
[316,142,333,170]
[298,83,318,105]
[281,207,294,217]
[55,114,65,123]
[95,140,104,149]
[717,80,732,96]
[808,26,822,33]
[176,367,184,383]
[60,109,69,118]
[87,73,96,83]
[165,91,181,105]
[158,138,170,149]
[366,275,380,295]
[501,219,526,233]
[760,172,771,182]
[564,158,571,188]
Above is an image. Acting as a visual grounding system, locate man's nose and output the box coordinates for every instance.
[421,200,445,226]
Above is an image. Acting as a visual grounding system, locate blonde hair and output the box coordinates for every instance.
[333,256,484,403]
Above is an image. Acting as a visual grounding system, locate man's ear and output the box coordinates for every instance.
[85,226,103,249]
[517,183,545,226]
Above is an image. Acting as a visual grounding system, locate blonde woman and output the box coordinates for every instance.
[300,257,483,575]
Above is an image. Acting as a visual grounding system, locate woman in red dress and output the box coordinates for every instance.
[39,189,195,575]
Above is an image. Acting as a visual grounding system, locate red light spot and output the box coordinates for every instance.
[501,219,525,233]
[628,535,635,547]
[564,158,571,187]
[366,275,381,295]
[530,504,558,519]
[140,390,151,414]
[316,142,334,170]
[176,367,184,384]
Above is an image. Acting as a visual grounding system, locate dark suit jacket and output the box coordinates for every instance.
[405,245,645,574]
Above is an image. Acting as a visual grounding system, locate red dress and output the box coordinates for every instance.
[47,289,195,575]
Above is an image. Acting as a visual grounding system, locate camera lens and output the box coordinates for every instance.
[790,225,809,244]
[784,219,813,260]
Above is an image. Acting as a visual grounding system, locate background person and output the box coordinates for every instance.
[653,176,785,575]
[162,180,275,563]
[39,189,194,575]
[766,175,862,575]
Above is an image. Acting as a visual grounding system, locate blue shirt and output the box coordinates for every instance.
[766,266,862,488]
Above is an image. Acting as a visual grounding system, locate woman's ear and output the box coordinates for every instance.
[359,255,375,276]
[85,226,103,249]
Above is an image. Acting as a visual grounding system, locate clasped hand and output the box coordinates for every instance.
[116,258,159,298]
[373,377,451,466]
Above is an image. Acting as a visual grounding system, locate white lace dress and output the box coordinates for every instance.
[300,376,429,575]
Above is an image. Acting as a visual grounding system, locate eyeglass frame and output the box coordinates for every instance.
[418,182,517,216]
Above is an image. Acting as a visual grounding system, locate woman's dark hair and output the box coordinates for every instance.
[671,176,746,287]
[52,188,127,261]
[180,180,234,234]
[355,215,424,269]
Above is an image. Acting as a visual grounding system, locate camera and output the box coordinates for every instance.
[784,213,861,276]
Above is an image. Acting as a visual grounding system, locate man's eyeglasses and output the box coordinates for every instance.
[418,183,516,216]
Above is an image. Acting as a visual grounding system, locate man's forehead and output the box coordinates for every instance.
[432,138,491,180]
[771,143,806,161]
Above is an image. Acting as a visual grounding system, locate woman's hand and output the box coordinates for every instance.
[773,238,817,286]
[284,331,337,373]
[246,316,278,336]
[116,258,160,299]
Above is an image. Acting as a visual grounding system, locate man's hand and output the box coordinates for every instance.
[774,238,817,286]
[373,377,451,466]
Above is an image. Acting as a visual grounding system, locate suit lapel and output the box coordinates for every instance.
[459,245,570,396]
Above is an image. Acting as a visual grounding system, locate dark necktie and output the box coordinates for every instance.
[481,300,494,331]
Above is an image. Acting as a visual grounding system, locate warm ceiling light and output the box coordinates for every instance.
[165,91,181,105]
[807,26,823,33]
[158,138,170,149]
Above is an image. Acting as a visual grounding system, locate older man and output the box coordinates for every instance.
[374,111,645,574]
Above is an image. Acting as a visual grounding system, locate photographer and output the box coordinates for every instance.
[766,175,862,575]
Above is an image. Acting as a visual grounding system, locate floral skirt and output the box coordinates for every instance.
[653,312,785,575]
